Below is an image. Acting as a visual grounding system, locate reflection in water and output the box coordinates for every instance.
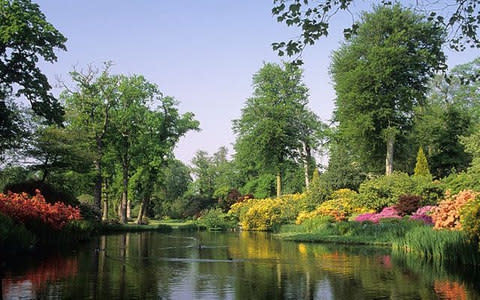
[1,231,479,299]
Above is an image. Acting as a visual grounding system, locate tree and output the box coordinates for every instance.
[414,147,431,177]
[0,0,67,128]
[330,5,445,175]
[132,98,199,224]
[62,64,119,209]
[233,62,317,197]
[272,0,480,64]
[413,58,479,177]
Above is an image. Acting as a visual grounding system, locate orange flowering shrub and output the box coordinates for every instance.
[431,190,477,230]
[0,190,81,230]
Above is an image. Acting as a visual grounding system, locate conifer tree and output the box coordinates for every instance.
[414,147,431,177]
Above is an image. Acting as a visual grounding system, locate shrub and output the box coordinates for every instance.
[357,172,443,211]
[0,212,36,252]
[0,190,81,230]
[229,194,303,231]
[410,206,435,225]
[396,194,422,216]
[460,197,480,241]
[354,206,401,223]
[296,189,372,224]
[414,147,431,177]
[431,190,477,230]
[3,180,78,206]
[197,208,235,230]
[78,202,102,221]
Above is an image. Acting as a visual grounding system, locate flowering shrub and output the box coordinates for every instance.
[0,190,81,230]
[431,190,476,230]
[296,189,372,224]
[459,196,480,240]
[229,194,303,231]
[354,206,401,223]
[410,206,435,225]
[396,194,422,216]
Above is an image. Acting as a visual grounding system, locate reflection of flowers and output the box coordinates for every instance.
[3,256,78,298]
[434,280,468,300]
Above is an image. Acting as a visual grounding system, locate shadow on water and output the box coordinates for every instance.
[1,231,479,299]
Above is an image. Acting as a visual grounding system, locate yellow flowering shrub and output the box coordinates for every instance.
[296,189,372,224]
[228,194,304,231]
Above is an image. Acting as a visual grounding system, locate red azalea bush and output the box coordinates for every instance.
[0,190,81,230]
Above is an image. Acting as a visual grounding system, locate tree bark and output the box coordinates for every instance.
[136,196,149,224]
[102,178,108,221]
[276,172,281,198]
[302,141,311,190]
[386,135,394,175]
[93,138,103,210]
[120,160,128,224]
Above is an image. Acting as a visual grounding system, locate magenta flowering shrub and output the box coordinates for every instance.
[410,206,435,225]
[354,206,401,223]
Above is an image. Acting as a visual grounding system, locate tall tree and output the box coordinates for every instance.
[0,0,66,129]
[233,62,318,197]
[62,64,119,209]
[109,75,157,223]
[272,0,480,64]
[330,5,445,174]
[413,58,480,177]
[133,97,199,224]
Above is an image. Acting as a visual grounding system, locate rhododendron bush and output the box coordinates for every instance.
[431,190,476,230]
[410,206,434,225]
[0,190,81,230]
[354,206,401,223]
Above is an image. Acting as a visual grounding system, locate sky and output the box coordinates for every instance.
[35,0,478,165]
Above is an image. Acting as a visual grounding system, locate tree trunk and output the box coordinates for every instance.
[94,160,102,210]
[302,141,311,190]
[120,161,128,224]
[127,200,131,219]
[136,196,149,224]
[102,179,108,221]
[276,172,281,198]
[386,135,394,175]
[93,136,104,209]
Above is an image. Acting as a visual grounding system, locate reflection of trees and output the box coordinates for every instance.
[2,232,480,299]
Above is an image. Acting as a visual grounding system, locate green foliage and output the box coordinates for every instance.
[302,169,329,210]
[393,226,480,265]
[196,208,235,230]
[330,5,445,174]
[272,1,479,63]
[0,212,35,252]
[441,172,480,194]
[414,147,431,177]
[3,180,78,206]
[0,0,67,128]
[460,198,480,242]
[357,172,443,211]
[241,173,276,199]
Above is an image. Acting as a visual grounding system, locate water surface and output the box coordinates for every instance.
[1,231,479,299]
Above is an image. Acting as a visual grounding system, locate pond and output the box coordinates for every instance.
[1,231,479,299]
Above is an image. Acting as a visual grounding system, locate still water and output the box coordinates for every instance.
[1,231,480,299]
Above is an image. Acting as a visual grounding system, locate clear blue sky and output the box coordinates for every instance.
[35,1,478,165]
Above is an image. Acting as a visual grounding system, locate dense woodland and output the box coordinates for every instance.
[1,1,480,261]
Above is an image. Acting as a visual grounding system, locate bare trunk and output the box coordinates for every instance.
[102,179,108,221]
[127,200,131,219]
[120,161,128,224]
[276,172,281,198]
[386,136,394,175]
[93,138,103,209]
[302,141,311,190]
[136,196,148,224]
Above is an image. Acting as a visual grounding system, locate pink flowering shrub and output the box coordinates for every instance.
[410,206,435,225]
[354,206,401,223]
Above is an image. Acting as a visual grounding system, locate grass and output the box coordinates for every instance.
[277,217,480,265]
